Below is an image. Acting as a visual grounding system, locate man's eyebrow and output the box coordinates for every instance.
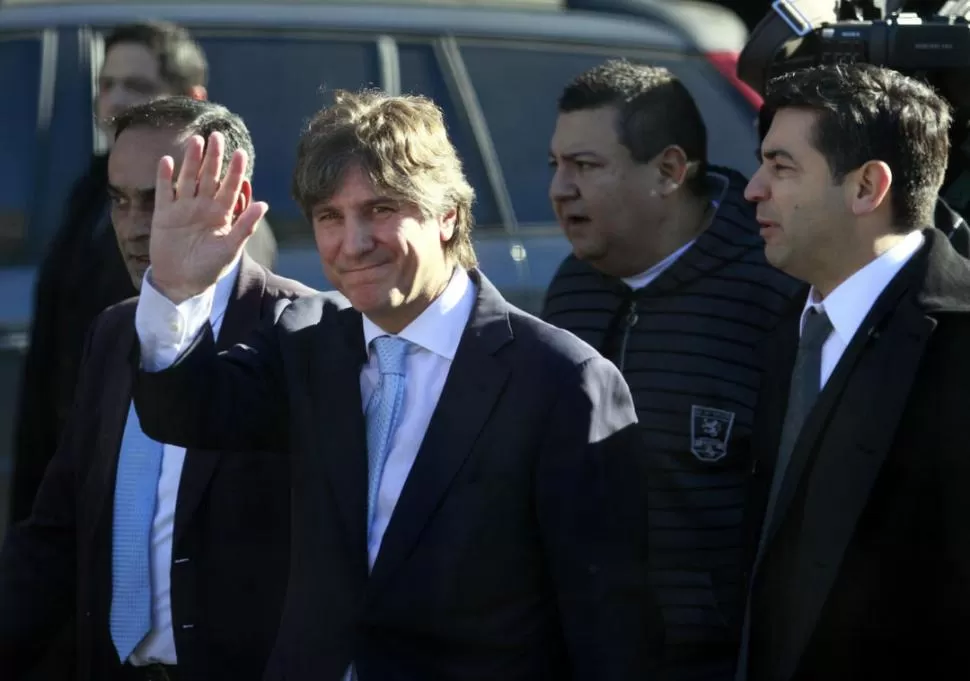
[761,148,797,164]
[549,150,601,161]
[106,184,155,200]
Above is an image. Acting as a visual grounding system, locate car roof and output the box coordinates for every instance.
[0,0,749,53]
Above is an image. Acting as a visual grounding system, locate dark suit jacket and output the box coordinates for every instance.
[132,270,663,681]
[743,228,970,681]
[0,254,313,681]
[10,155,279,526]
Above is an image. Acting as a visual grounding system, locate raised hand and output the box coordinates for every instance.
[149,131,268,303]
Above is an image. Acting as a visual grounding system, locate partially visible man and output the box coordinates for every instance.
[543,60,800,681]
[9,20,277,525]
[129,89,662,680]
[740,64,970,681]
[0,98,308,681]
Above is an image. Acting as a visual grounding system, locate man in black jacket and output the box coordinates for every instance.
[0,97,308,681]
[740,62,970,681]
[543,59,801,681]
[9,20,277,526]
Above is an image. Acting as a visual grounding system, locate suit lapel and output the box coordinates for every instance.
[173,255,266,545]
[368,273,513,594]
[761,260,917,551]
[775,296,935,681]
[312,305,370,572]
[82,314,136,545]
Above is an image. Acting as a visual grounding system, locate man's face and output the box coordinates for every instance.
[549,105,661,276]
[97,42,173,133]
[312,164,456,333]
[107,126,188,289]
[745,108,849,281]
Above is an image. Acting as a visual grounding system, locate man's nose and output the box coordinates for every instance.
[341,217,374,257]
[549,166,578,203]
[744,170,769,203]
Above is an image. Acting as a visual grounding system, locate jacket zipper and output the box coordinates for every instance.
[617,298,639,372]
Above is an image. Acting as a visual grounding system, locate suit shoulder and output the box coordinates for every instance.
[262,270,320,300]
[507,305,604,369]
[92,295,139,333]
[275,289,351,329]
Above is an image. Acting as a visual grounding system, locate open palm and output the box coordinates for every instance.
[149,131,268,303]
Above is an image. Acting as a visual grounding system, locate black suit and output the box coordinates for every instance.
[743,228,970,681]
[0,255,313,681]
[132,270,663,681]
[10,155,279,527]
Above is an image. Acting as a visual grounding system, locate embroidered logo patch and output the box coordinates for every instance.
[690,405,735,462]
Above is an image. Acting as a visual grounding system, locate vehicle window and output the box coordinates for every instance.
[0,35,42,260]
[397,42,501,230]
[459,43,759,227]
[196,33,381,245]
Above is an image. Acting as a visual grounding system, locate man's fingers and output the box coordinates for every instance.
[155,156,176,208]
[174,135,204,199]
[198,131,225,198]
[215,149,248,212]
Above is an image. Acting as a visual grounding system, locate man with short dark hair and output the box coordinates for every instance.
[128,88,662,681]
[0,97,308,681]
[740,63,970,681]
[543,59,800,681]
[10,21,277,525]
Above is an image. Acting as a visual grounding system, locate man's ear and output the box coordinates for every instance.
[189,85,208,102]
[233,179,254,223]
[848,160,892,217]
[439,207,458,243]
[657,145,689,195]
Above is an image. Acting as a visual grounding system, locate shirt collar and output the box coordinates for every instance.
[362,267,474,361]
[800,229,924,341]
[210,253,243,323]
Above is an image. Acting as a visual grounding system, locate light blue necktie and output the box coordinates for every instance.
[345,335,409,681]
[110,402,164,662]
[365,335,409,538]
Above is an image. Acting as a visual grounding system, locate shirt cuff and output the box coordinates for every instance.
[135,267,215,371]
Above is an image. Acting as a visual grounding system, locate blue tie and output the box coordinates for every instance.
[365,335,409,538]
[344,336,409,681]
[110,402,164,662]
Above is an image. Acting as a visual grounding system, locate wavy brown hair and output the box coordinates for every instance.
[292,89,477,268]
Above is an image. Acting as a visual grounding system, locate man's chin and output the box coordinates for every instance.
[569,240,607,264]
[128,267,149,290]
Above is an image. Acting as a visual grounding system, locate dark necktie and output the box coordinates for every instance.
[762,307,834,530]
[736,307,833,681]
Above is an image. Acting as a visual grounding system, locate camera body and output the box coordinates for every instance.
[738,1,970,97]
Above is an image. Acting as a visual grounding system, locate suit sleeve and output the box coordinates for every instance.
[132,294,290,452]
[536,354,664,680]
[0,324,98,675]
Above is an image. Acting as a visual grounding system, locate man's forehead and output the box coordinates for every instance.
[110,126,187,179]
[100,42,161,80]
[318,166,402,206]
[763,108,817,148]
[552,106,623,150]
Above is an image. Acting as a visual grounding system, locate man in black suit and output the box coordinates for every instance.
[130,89,662,680]
[0,98,311,681]
[738,64,970,681]
[10,20,278,527]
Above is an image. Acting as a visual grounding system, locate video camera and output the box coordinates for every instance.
[737,0,970,249]
[737,1,970,97]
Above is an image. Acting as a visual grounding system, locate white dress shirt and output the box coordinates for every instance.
[134,266,475,572]
[621,238,696,290]
[127,256,240,666]
[799,230,924,389]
